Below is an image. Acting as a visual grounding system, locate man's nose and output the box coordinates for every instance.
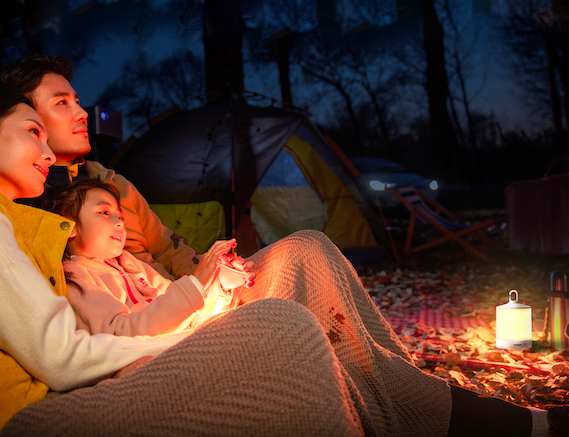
[75,104,88,123]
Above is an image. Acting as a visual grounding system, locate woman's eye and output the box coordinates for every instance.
[30,128,39,136]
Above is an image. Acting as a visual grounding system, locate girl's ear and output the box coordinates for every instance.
[68,224,77,238]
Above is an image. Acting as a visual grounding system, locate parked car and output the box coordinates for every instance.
[351,157,439,208]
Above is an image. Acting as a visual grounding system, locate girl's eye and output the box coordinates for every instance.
[99,211,110,216]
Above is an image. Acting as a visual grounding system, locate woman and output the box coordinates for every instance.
[0,87,554,437]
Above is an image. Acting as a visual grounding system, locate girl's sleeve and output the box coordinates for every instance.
[65,262,205,337]
[0,213,191,392]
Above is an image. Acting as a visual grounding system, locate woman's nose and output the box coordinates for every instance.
[41,143,56,166]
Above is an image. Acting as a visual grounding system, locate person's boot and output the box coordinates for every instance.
[548,406,569,437]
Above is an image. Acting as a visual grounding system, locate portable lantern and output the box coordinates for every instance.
[496,290,532,350]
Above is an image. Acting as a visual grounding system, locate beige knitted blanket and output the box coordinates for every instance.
[3,231,451,436]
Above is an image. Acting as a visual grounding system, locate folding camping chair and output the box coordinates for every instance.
[387,185,498,260]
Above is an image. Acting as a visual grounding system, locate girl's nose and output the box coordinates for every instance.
[114,216,124,227]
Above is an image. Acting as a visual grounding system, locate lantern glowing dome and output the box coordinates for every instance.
[495,290,532,350]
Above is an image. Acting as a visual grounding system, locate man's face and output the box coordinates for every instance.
[29,73,90,166]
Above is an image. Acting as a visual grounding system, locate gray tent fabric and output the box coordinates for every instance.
[114,101,305,233]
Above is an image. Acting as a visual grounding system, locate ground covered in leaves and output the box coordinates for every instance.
[358,208,569,409]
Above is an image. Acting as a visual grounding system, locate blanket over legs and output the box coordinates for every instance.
[3,231,451,436]
[245,230,452,437]
[2,299,363,436]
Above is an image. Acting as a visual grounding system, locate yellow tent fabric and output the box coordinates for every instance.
[284,135,377,249]
[149,135,377,253]
[251,186,327,245]
[150,201,225,254]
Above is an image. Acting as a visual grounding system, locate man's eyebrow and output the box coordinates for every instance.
[50,91,79,100]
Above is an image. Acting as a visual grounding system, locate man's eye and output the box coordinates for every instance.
[57,100,67,105]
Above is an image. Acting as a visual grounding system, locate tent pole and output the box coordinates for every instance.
[230,107,236,239]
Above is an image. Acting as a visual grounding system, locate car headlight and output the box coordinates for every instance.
[429,180,439,190]
[369,180,386,191]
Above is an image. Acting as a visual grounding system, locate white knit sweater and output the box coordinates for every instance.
[0,211,191,393]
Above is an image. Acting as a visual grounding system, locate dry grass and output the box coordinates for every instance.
[359,209,569,409]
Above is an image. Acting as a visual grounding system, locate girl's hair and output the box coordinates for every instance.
[0,86,34,126]
[50,179,122,224]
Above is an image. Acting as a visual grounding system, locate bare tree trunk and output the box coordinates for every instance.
[369,93,392,150]
[203,0,244,103]
[421,0,457,182]
[337,84,364,155]
[301,65,364,154]
[276,35,293,109]
[546,35,564,150]
[447,90,466,149]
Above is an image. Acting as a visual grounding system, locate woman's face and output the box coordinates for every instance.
[0,104,54,200]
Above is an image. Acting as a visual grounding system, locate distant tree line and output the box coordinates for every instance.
[1,0,567,185]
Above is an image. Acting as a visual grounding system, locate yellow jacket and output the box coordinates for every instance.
[0,193,192,429]
[0,193,71,428]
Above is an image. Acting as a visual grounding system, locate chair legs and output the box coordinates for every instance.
[404,218,494,260]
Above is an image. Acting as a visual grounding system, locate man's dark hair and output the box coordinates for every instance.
[0,86,34,126]
[0,54,74,97]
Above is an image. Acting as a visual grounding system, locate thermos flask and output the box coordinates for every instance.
[549,271,569,350]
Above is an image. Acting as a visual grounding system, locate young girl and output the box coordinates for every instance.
[50,180,254,337]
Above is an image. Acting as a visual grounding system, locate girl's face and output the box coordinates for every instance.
[67,188,126,259]
[0,104,54,200]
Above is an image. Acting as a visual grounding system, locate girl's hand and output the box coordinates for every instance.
[192,239,237,288]
[217,253,256,289]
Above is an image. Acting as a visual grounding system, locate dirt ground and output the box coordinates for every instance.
[358,207,569,409]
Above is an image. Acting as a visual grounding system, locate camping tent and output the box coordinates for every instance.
[111,101,385,257]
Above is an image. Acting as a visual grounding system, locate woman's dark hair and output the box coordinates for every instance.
[49,180,122,225]
[0,54,74,98]
[0,86,34,126]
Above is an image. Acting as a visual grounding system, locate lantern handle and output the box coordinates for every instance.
[509,289,519,302]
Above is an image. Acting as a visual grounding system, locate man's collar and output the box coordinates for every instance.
[46,156,89,187]
[67,156,86,179]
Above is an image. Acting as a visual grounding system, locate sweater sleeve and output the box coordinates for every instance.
[0,213,191,392]
[105,166,202,280]
[66,261,205,337]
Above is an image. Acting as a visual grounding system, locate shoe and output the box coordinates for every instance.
[548,405,569,437]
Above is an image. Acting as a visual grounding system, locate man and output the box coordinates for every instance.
[0,54,201,280]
